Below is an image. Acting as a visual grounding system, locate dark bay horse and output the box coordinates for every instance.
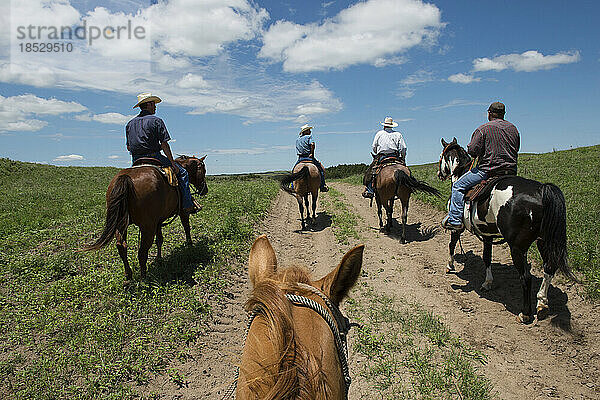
[438,138,577,323]
[84,155,208,283]
[373,161,440,243]
[280,163,321,230]
[235,235,364,399]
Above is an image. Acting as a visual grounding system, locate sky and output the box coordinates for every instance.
[0,0,598,174]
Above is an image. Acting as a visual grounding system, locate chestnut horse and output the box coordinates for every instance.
[84,155,208,282]
[234,235,364,399]
[280,163,321,230]
[374,162,440,243]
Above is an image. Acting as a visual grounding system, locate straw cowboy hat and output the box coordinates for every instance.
[133,92,162,108]
[381,116,398,128]
[299,124,313,135]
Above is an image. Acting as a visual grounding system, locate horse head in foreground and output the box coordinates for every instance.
[371,156,441,243]
[84,155,208,283]
[235,235,364,399]
[438,138,577,323]
[280,163,322,230]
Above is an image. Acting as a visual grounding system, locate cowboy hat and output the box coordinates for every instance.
[299,124,313,135]
[133,92,162,109]
[381,116,398,128]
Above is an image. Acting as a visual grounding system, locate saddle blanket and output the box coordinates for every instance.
[131,161,179,187]
[465,175,514,203]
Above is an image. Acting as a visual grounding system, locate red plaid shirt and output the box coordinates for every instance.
[467,118,520,174]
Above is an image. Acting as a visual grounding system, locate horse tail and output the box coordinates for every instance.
[280,166,309,195]
[83,175,134,251]
[394,169,441,197]
[540,183,578,282]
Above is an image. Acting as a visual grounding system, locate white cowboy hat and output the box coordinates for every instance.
[299,124,313,134]
[381,116,398,128]
[133,92,162,109]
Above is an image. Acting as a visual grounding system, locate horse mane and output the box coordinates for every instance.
[243,266,332,399]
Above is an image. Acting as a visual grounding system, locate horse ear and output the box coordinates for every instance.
[199,155,207,161]
[441,138,448,147]
[315,245,364,306]
[248,235,278,287]
[451,137,457,144]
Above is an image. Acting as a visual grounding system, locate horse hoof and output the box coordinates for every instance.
[536,305,549,320]
[446,264,455,274]
[517,313,532,324]
[480,282,492,292]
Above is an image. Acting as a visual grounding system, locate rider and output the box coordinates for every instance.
[362,116,407,198]
[441,101,520,230]
[294,124,329,192]
[126,92,198,214]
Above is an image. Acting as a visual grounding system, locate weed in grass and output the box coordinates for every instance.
[321,187,362,245]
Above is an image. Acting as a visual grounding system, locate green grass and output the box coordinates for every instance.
[347,287,494,400]
[0,159,278,399]
[321,187,362,245]
[333,145,600,299]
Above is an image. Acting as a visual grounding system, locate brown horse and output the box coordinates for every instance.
[235,235,364,399]
[374,163,440,243]
[280,162,321,230]
[84,155,208,282]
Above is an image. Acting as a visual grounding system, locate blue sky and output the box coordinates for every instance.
[0,0,598,174]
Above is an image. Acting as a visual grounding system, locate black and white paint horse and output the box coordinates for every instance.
[437,138,577,323]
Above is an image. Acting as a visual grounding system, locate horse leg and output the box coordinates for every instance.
[400,198,408,244]
[138,227,156,281]
[535,240,553,320]
[304,195,311,223]
[511,245,533,323]
[447,231,460,273]
[179,212,192,245]
[480,239,494,291]
[312,191,318,222]
[297,197,305,230]
[385,198,394,233]
[155,225,163,259]
[115,229,132,283]
[376,196,383,229]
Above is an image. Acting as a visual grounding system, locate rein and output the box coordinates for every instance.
[439,142,471,181]
[222,283,356,399]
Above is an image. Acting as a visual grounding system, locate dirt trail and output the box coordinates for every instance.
[151,183,599,399]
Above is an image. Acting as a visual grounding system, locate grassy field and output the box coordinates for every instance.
[320,190,493,399]
[333,145,600,299]
[0,159,279,399]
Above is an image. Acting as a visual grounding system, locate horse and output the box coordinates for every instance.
[84,155,208,283]
[372,159,441,243]
[437,138,577,323]
[234,235,364,399]
[280,162,322,230]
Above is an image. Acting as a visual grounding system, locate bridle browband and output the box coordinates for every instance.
[222,283,356,399]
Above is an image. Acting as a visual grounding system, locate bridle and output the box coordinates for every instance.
[222,283,356,399]
[438,142,461,181]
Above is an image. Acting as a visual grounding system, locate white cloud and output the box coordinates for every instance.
[431,99,487,111]
[260,0,443,72]
[53,154,84,162]
[0,94,86,132]
[76,112,135,124]
[176,73,210,89]
[401,70,434,85]
[398,89,415,99]
[373,56,407,68]
[108,155,120,159]
[473,50,581,72]
[448,73,481,84]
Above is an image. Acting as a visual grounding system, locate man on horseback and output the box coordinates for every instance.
[295,124,329,192]
[441,101,520,230]
[362,116,407,199]
[126,93,199,214]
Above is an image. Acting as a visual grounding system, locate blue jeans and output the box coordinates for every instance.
[448,168,487,224]
[131,153,194,209]
[294,156,326,188]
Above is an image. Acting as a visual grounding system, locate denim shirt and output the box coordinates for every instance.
[126,110,171,156]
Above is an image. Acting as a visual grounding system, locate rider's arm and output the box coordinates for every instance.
[372,132,380,154]
[161,141,180,173]
[310,142,315,158]
[467,129,483,158]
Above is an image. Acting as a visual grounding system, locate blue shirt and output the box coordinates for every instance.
[296,134,314,156]
[126,110,171,156]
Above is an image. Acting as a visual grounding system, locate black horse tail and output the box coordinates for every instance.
[394,169,441,197]
[539,183,578,282]
[83,175,134,251]
[280,166,309,195]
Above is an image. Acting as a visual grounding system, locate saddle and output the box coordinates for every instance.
[131,158,179,187]
[464,175,514,202]
[373,155,405,175]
